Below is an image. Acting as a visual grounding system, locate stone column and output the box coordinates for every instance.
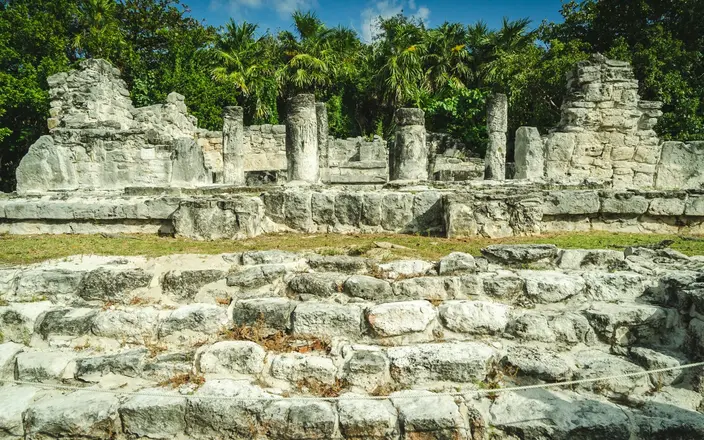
[316,102,329,183]
[222,106,245,185]
[391,108,428,180]
[286,94,318,183]
[484,93,508,180]
[514,126,544,180]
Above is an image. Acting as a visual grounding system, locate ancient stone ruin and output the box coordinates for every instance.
[4,55,704,440]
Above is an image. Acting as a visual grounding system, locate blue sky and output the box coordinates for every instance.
[191,0,566,42]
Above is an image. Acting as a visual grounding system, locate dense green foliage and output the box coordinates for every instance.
[1,0,702,191]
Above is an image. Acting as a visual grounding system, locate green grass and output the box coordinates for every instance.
[1,231,703,266]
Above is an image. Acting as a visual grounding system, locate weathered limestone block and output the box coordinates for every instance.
[520,270,586,303]
[158,303,229,338]
[75,349,148,380]
[0,386,41,438]
[15,136,77,194]
[293,303,363,338]
[262,400,337,439]
[542,190,601,215]
[572,349,649,398]
[343,275,393,300]
[342,347,391,391]
[288,272,348,297]
[172,196,265,240]
[391,108,428,180]
[387,342,496,385]
[337,397,398,439]
[120,389,187,439]
[392,391,468,439]
[438,252,477,275]
[185,380,273,438]
[78,267,153,302]
[507,311,596,345]
[92,307,160,342]
[655,141,704,189]
[485,93,508,180]
[231,298,296,333]
[161,269,226,300]
[170,138,210,185]
[286,94,319,183]
[439,300,510,334]
[197,341,266,376]
[37,308,98,338]
[270,352,337,385]
[222,106,245,185]
[366,300,436,337]
[503,346,576,381]
[15,351,76,382]
[514,126,544,180]
[24,391,120,439]
[481,244,558,265]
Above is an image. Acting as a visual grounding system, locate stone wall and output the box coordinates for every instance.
[325,136,388,184]
[15,59,211,193]
[5,184,704,239]
[543,54,663,188]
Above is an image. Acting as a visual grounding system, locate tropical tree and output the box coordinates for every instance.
[211,20,279,123]
[73,0,124,60]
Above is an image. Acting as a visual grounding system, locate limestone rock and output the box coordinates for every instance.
[37,308,98,338]
[343,275,393,300]
[75,349,148,380]
[342,347,390,391]
[197,341,266,376]
[185,380,273,438]
[367,300,436,337]
[78,267,152,302]
[392,108,428,180]
[288,272,347,297]
[387,342,496,385]
[0,342,25,378]
[161,269,225,300]
[24,391,120,439]
[120,388,187,439]
[270,353,337,385]
[507,311,596,345]
[231,298,296,334]
[15,351,76,382]
[520,270,586,303]
[91,307,160,343]
[0,386,41,438]
[392,391,467,439]
[573,349,650,398]
[158,304,229,337]
[502,345,576,381]
[481,244,558,265]
[263,400,337,439]
[514,126,544,180]
[438,252,477,275]
[293,303,363,338]
[439,300,510,334]
[378,259,435,279]
[338,396,398,439]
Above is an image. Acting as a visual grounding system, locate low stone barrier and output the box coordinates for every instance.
[3,184,704,239]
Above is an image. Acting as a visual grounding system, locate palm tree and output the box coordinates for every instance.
[424,22,472,93]
[278,11,360,97]
[373,14,427,109]
[211,20,279,122]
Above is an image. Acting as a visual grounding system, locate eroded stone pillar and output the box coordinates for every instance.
[222,106,245,185]
[514,126,544,180]
[316,102,329,183]
[392,108,428,180]
[485,93,508,180]
[286,94,318,183]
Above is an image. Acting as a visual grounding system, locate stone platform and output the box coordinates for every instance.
[2,245,704,438]
[2,182,704,239]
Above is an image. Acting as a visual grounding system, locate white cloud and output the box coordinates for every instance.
[359,0,431,43]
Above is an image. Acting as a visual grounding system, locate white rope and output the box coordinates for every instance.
[4,360,704,402]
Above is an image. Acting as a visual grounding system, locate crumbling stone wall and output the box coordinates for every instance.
[544,54,663,188]
[15,59,210,193]
[325,137,388,184]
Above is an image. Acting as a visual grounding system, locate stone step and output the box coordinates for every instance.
[2,381,704,440]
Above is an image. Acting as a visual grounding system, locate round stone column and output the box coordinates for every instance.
[484,93,508,180]
[222,106,245,185]
[392,108,428,181]
[286,94,319,183]
[316,102,329,183]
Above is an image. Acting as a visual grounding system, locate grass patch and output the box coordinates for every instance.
[1,231,704,265]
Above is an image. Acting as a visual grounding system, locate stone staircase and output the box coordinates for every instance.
[2,245,704,439]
